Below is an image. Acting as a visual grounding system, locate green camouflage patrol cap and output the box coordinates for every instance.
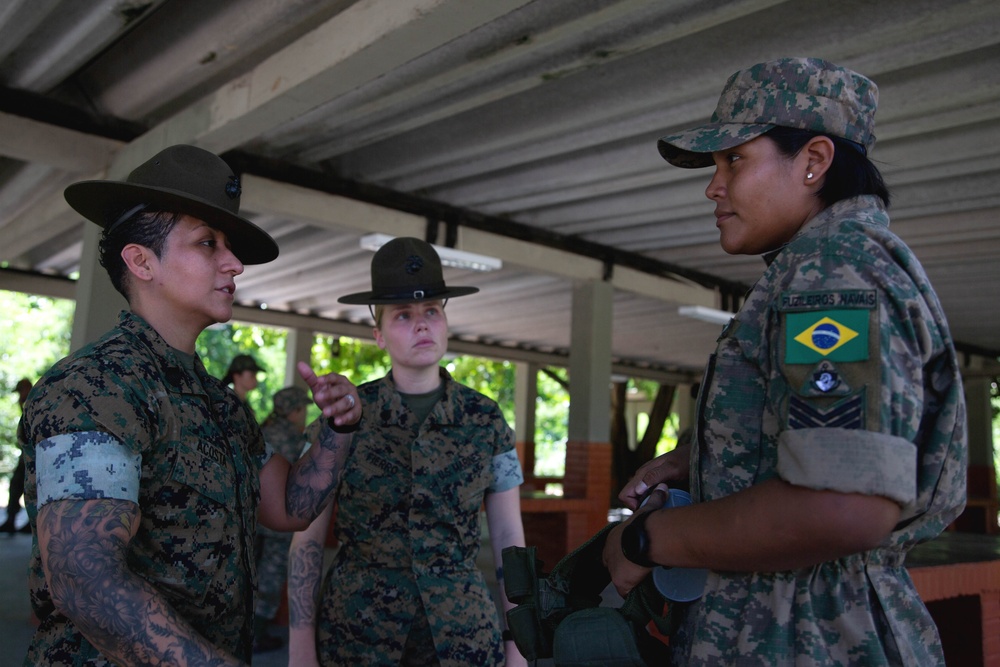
[658,57,878,168]
[271,386,311,417]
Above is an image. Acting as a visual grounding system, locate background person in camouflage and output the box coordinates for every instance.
[287,237,528,667]
[604,58,966,665]
[19,144,362,667]
[1,377,33,534]
[222,353,264,403]
[253,385,312,653]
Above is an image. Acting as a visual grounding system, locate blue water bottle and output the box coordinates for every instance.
[640,486,708,602]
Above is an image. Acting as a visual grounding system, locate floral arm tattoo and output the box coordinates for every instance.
[37,498,245,667]
[283,426,351,521]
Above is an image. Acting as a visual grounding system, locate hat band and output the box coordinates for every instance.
[106,203,147,234]
[375,286,449,301]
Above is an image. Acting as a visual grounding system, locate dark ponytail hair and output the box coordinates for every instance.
[765,126,890,209]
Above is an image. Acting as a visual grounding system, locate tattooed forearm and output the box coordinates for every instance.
[285,426,350,521]
[288,539,324,628]
[38,499,245,667]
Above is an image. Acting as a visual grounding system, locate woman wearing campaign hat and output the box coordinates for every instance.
[289,237,528,667]
[604,59,965,665]
[222,353,265,402]
[19,144,361,665]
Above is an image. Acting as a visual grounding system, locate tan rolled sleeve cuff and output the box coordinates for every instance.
[777,427,916,510]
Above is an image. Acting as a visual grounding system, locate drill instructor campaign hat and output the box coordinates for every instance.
[338,236,479,305]
[64,144,278,264]
[658,57,878,169]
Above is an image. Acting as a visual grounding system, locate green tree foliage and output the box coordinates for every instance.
[534,368,569,477]
[631,378,682,456]
[197,326,526,436]
[311,334,390,384]
[0,290,75,476]
[196,322,288,422]
[444,355,516,426]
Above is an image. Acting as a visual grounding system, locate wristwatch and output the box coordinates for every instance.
[620,510,658,567]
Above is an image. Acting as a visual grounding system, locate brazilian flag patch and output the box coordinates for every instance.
[785,309,869,364]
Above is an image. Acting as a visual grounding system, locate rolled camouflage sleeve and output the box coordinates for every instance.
[772,207,950,516]
[776,428,915,506]
[489,449,524,493]
[36,431,142,507]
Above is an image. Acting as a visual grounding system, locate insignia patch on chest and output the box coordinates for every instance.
[788,391,865,430]
[785,309,869,364]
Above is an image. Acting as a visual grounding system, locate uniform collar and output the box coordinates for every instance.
[375,367,459,427]
[117,311,214,395]
[762,195,888,267]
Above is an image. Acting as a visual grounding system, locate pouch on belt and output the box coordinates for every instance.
[503,522,683,666]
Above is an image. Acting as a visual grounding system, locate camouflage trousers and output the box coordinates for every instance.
[255,529,292,620]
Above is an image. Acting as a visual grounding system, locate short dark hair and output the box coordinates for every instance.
[98,210,181,299]
[764,126,890,209]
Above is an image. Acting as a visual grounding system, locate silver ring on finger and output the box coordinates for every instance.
[345,394,355,409]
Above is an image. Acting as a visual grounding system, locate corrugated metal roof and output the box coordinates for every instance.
[1,0,998,378]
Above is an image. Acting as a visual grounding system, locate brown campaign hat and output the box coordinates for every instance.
[222,354,264,385]
[338,237,479,305]
[64,144,278,264]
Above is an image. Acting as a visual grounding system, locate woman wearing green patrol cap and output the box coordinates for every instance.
[288,237,527,667]
[605,58,966,665]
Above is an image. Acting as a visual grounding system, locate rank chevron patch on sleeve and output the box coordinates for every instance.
[788,392,865,429]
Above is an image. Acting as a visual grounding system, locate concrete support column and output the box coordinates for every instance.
[285,327,314,390]
[514,361,538,480]
[565,279,614,539]
[70,224,125,352]
[567,280,613,443]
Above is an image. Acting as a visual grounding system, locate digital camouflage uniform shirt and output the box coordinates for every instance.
[672,196,967,666]
[311,369,523,666]
[21,311,270,665]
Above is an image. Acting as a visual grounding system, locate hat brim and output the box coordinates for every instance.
[338,285,479,305]
[64,180,278,265]
[657,122,774,169]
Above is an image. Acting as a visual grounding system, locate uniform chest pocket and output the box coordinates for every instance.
[443,450,490,509]
[168,441,234,506]
[342,451,404,511]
